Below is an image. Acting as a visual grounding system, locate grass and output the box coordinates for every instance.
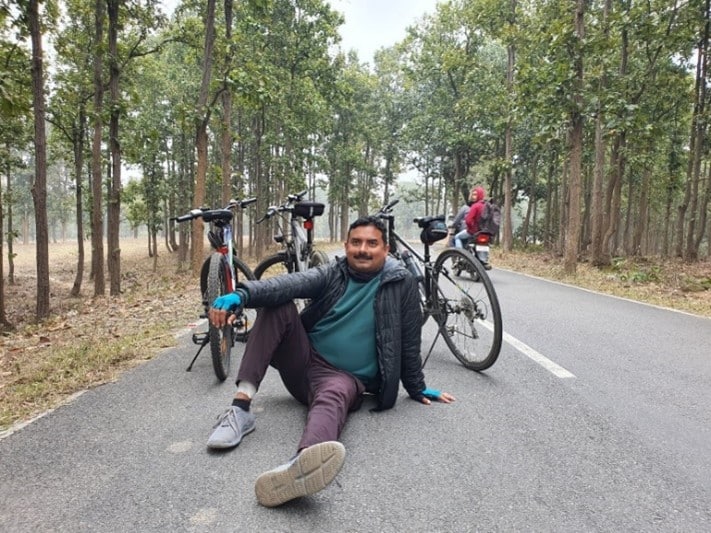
[0,322,181,430]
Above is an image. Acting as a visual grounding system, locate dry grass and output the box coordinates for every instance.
[1,238,709,433]
[0,238,203,431]
[492,247,711,318]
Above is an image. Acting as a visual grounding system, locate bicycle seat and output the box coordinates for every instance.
[202,209,234,223]
[293,201,325,219]
[414,214,445,228]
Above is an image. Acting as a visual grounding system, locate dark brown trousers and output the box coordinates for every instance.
[236,302,365,451]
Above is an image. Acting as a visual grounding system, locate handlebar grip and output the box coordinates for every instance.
[288,189,308,202]
[175,213,193,223]
[241,197,258,208]
[256,206,278,223]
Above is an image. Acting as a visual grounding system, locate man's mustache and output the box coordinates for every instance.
[354,253,372,260]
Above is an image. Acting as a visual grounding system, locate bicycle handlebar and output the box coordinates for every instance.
[256,189,309,223]
[171,198,257,223]
[287,189,308,202]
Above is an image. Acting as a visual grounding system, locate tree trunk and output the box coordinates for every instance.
[694,160,711,252]
[91,0,106,296]
[5,150,15,285]
[684,0,709,261]
[520,155,537,247]
[591,0,610,266]
[502,0,516,252]
[192,0,217,275]
[71,108,87,297]
[564,0,585,275]
[633,167,652,256]
[221,0,233,206]
[107,0,121,295]
[28,0,51,320]
[0,162,9,329]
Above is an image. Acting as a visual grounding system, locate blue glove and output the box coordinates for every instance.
[421,387,441,400]
[212,292,242,312]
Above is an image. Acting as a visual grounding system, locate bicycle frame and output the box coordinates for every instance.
[258,189,324,274]
[172,198,257,379]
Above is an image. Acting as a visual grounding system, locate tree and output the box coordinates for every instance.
[191,0,216,275]
[23,0,51,319]
[90,0,106,296]
[563,0,585,275]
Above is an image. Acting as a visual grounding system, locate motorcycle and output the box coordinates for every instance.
[468,232,492,270]
[453,232,493,281]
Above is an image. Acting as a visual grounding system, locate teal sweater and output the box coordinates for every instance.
[308,275,380,385]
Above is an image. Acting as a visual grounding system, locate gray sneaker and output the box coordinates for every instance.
[206,406,256,449]
[254,441,346,507]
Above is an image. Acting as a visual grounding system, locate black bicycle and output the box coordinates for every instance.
[254,189,329,279]
[172,198,257,381]
[374,199,503,371]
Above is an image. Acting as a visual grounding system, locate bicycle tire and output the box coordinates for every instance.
[231,255,256,342]
[206,253,232,381]
[430,247,502,371]
[254,252,292,279]
[308,249,330,267]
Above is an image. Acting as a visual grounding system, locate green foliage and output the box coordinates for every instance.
[2,0,705,260]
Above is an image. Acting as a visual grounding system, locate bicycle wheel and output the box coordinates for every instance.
[254,252,292,279]
[231,256,256,343]
[308,249,330,267]
[430,247,502,371]
[206,253,232,381]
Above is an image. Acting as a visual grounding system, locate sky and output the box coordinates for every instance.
[160,0,441,65]
[330,0,440,64]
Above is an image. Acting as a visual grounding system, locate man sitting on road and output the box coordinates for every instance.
[207,215,455,507]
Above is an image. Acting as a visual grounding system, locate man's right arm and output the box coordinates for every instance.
[238,262,331,308]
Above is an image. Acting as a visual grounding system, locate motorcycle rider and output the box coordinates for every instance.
[453,185,486,249]
[449,186,477,247]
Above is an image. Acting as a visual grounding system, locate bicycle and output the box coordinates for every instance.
[253,189,329,280]
[172,198,257,381]
[374,198,503,371]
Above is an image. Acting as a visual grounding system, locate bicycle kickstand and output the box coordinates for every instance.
[186,333,210,372]
[421,328,443,369]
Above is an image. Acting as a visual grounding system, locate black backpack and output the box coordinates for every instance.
[479,200,501,235]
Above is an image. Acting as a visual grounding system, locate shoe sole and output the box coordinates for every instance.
[254,441,346,507]
[206,422,255,449]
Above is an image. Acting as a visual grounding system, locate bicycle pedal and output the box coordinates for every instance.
[192,332,209,346]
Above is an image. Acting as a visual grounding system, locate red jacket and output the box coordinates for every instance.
[464,186,486,234]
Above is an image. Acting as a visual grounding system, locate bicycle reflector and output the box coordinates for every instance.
[303,219,314,231]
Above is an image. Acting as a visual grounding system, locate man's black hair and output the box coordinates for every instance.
[347,216,387,245]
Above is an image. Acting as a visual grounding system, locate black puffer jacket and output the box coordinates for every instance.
[237,256,426,410]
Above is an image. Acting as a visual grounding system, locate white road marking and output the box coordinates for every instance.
[503,331,576,379]
[477,320,575,378]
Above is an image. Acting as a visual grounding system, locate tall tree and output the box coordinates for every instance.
[107,0,122,295]
[91,0,106,296]
[564,0,585,274]
[192,0,216,275]
[25,0,51,319]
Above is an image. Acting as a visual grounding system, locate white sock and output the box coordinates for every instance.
[236,381,257,399]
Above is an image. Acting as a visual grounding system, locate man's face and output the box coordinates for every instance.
[345,224,389,273]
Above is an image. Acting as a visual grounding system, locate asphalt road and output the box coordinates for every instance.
[1,267,710,532]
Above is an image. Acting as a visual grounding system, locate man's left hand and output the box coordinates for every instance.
[419,388,456,405]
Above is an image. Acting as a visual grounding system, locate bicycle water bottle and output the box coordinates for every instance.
[401,250,423,282]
